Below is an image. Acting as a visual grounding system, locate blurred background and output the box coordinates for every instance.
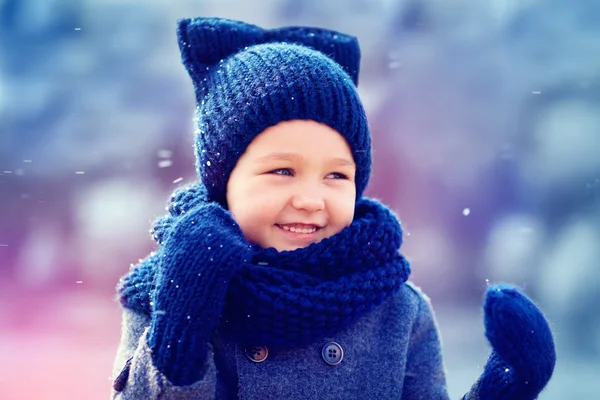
[1,0,599,398]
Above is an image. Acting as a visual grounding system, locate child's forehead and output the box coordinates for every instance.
[242,121,355,159]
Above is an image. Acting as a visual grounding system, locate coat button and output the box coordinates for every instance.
[245,345,268,363]
[321,342,344,366]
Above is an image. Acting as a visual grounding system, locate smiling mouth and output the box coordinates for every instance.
[276,224,321,234]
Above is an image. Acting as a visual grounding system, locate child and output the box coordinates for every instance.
[112,17,556,399]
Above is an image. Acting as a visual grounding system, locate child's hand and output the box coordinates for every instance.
[147,202,251,386]
[163,201,249,254]
[472,285,556,400]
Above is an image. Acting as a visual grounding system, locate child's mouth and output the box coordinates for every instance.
[276,224,322,240]
[277,224,319,234]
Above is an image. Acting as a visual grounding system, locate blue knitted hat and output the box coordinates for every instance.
[177,18,371,205]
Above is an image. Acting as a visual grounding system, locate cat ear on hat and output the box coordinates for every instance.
[265,26,361,85]
[177,17,361,85]
[177,17,264,80]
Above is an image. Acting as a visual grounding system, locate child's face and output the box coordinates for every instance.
[226,120,356,251]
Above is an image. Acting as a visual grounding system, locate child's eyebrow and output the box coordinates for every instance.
[254,152,301,163]
[331,158,356,168]
[254,152,355,168]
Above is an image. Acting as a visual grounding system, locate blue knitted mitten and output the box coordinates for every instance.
[147,203,251,386]
[467,285,556,399]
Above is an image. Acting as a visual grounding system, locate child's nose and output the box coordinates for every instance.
[291,186,325,212]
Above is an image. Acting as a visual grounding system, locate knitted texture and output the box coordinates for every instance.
[119,183,212,312]
[118,187,411,352]
[473,285,556,400]
[145,203,252,386]
[224,197,409,348]
[177,17,371,205]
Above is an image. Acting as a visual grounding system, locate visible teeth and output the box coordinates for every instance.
[280,225,317,234]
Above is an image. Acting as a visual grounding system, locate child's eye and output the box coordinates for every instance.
[327,172,348,180]
[269,168,294,176]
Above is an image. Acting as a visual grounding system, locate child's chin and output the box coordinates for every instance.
[269,241,314,252]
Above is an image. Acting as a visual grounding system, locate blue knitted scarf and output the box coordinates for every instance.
[118,184,411,349]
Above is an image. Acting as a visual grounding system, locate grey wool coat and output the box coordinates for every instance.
[111,282,451,400]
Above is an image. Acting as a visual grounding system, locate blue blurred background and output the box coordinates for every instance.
[1,0,599,399]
